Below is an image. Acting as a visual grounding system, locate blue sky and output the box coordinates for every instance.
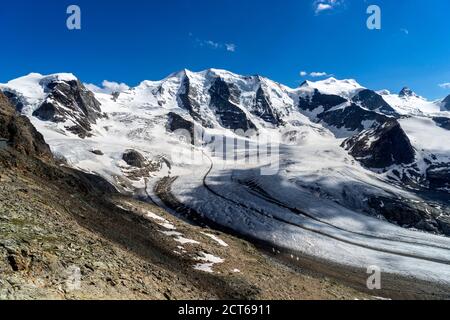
[1,0,449,99]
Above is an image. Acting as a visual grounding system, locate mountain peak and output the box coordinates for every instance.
[299,80,313,88]
[165,69,191,80]
[377,89,391,96]
[204,68,244,79]
[399,87,418,98]
[298,77,363,98]
[442,94,450,111]
[3,72,77,89]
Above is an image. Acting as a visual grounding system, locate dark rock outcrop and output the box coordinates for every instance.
[2,90,25,112]
[251,85,283,125]
[318,104,389,134]
[342,118,415,168]
[437,216,450,235]
[91,150,104,156]
[298,89,395,136]
[426,164,450,190]
[122,150,146,168]
[178,76,213,128]
[209,78,257,132]
[32,78,103,138]
[351,89,398,116]
[167,112,202,145]
[433,117,450,130]
[368,196,449,235]
[298,89,347,112]
[399,87,417,98]
[441,95,450,111]
[0,92,52,158]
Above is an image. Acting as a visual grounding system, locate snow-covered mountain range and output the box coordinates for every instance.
[2,69,450,286]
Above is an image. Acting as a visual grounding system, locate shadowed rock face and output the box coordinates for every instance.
[318,104,389,134]
[442,95,450,111]
[209,78,257,132]
[433,117,450,130]
[32,79,103,138]
[252,86,283,126]
[352,89,398,116]
[297,90,394,136]
[427,164,450,191]
[2,90,25,113]
[0,92,51,158]
[178,76,213,128]
[368,196,450,236]
[399,87,417,98]
[298,89,347,112]
[167,112,200,145]
[342,118,415,169]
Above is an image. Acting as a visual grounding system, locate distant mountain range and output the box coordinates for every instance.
[2,70,449,192]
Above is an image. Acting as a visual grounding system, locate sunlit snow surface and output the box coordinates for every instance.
[2,71,450,285]
[193,252,224,273]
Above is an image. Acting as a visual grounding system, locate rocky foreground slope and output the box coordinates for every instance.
[0,92,369,300]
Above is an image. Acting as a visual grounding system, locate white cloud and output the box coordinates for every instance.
[439,83,450,89]
[84,83,106,93]
[205,40,220,49]
[85,80,130,94]
[102,80,130,93]
[316,3,333,13]
[225,43,236,52]
[191,33,236,53]
[300,71,332,78]
[310,72,330,77]
[314,0,344,14]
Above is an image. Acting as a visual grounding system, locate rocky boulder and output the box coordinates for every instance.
[122,150,146,168]
[91,150,104,156]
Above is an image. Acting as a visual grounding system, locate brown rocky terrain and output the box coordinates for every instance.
[0,93,51,158]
